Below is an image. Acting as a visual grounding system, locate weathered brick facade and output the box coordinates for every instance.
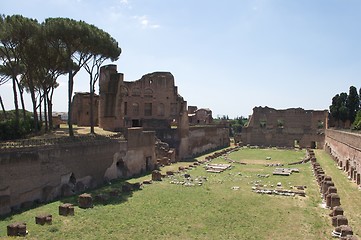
[325,129,361,185]
[241,106,328,148]
[98,64,186,131]
[71,92,99,126]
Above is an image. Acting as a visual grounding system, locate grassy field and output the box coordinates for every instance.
[1,148,352,239]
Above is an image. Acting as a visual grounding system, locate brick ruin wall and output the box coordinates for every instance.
[155,125,230,159]
[0,129,157,216]
[187,126,230,157]
[241,107,327,148]
[324,129,361,185]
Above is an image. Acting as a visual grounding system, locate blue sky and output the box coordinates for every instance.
[1,0,361,118]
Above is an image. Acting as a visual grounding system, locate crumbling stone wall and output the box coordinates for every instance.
[325,129,361,185]
[98,64,186,131]
[0,128,157,216]
[71,92,99,126]
[188,125,230,157]
[241,106,328,148]
[0,140,119,216]
[188,107,213,125]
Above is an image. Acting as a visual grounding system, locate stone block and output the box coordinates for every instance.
[334,225,353,237]
[59,203,74,216]
[329,206,344,217]
[35,214,52,225]
[336,215,348,226]
[78,193,93,209]
[331,193,341,208]
[152,170,162,181]
[324,186,337,199]
[7,222,27,236]
[322,181,334,196]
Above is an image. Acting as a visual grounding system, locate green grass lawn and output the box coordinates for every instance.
[0,148,348,239]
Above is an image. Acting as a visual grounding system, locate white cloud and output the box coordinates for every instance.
[133,15,160,29]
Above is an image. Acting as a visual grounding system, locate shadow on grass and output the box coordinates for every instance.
[0,179,145,222]
[59,179,143,207]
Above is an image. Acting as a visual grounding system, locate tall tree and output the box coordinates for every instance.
[44,18,96,136]
[0,15,22,129]
[23,24,66,131]
[0,95,6,119]
[338,92,348,125]
[329,94,340,122]
[83,25,121,134]
[346,86,360,123]
[13,15,43,132]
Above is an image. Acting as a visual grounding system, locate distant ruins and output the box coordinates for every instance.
[241,106,328,149]
[72,64,229,159]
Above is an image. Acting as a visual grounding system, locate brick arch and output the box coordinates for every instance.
[144,88,153,98]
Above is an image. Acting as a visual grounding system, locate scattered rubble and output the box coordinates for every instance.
[272,168,299,176]
[205,163,232,173]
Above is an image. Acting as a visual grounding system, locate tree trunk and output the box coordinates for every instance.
[18,87,26,120]
[0,95,7,120]
[48,87,55,130]
[11,75,20,131]
[38,94,42,130]
[28,77,39,133]
[90,78,95,134]
[44,92,48,132]
[68,68,74,137]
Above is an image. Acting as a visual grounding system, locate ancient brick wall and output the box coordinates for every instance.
[241,107,328,148]
[98,64,124,131]
[187,126,230,157]
[0,140,119,216]
[0,129,157,216]
[98,64,186,131]
[71,92,99,126]
[325,129,361,185]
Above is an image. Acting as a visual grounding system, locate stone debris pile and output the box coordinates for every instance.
[204,146,245,165]
[252,186,306,197]
[168,173,208,187]
[272,168,299,176]
[205,163,232,173]
[265,163,284,167]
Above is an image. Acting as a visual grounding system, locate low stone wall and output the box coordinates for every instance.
[188,126,230,157]
[325,129,361,185]
[0,128,157,216]
[0,139,120,216]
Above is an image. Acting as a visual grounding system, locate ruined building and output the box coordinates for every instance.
[71,92,99,126]
[98,64,187,131]
[71,64,229,160]
[241,106,328,148]
[188,106,213,125]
